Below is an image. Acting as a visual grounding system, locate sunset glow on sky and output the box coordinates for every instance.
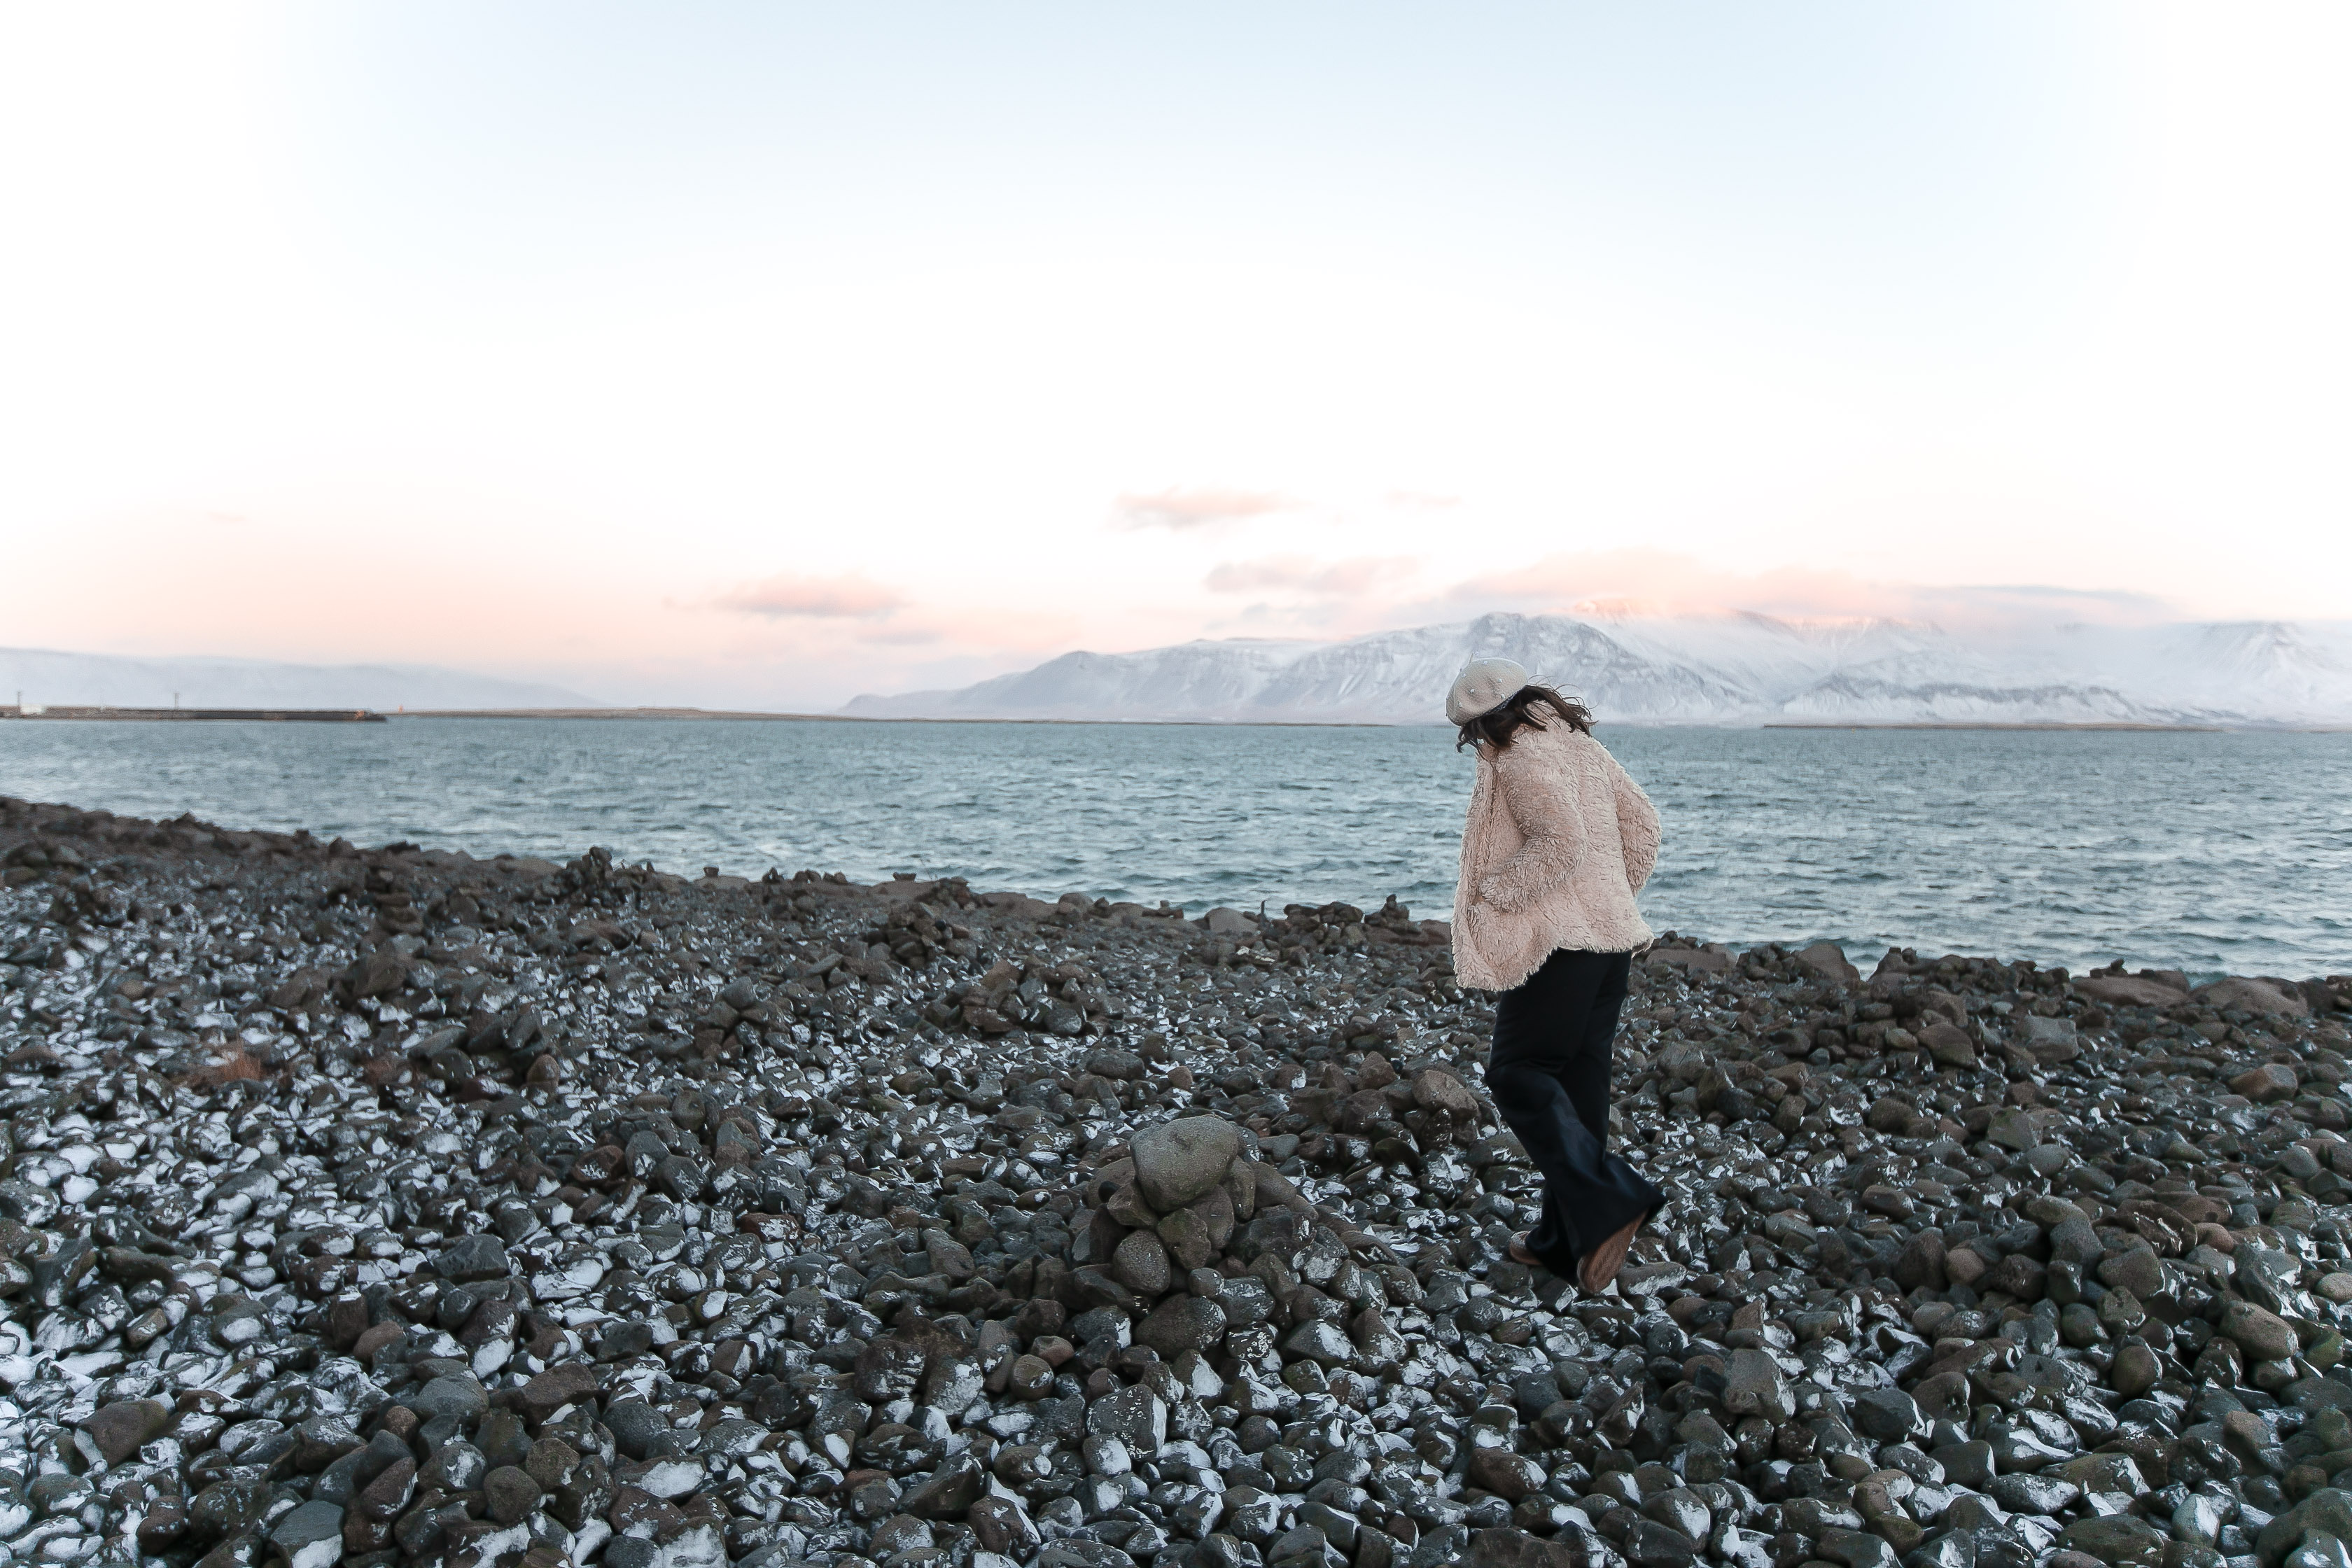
[3,4,2346,707]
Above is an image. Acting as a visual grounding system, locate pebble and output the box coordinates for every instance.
[3,797,2352,1568]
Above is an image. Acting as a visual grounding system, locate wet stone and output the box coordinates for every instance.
[6,799,2351,1568]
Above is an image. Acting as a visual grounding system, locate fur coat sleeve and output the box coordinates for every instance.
[1611,752,1660,892]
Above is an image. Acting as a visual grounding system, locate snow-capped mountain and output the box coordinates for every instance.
[0,648,596,712]
[844,612,2352,726]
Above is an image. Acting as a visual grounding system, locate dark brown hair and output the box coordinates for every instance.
[1455,682,1594,751]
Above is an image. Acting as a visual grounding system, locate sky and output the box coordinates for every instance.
[1,2,2346,708]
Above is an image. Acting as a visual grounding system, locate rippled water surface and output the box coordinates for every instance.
[2,718,2346,977]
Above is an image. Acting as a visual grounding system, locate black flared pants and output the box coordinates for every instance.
[1485,947,1662,1276]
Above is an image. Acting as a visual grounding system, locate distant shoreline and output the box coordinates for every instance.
[397,708,1392,727]
[410,710,2325,732]
[1,705,384,723]
[1758,720,2229,732]
[5,704,2342,732]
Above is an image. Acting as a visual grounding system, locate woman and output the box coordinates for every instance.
[1448,657,1663,1294]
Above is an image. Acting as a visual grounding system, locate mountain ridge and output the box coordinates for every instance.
[844,611,2352,727]
[0,648,596,713]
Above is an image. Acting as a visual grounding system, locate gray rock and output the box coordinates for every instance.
[1281,1320,1357,1367]
[1111,1229,1172,1294]
[1817,1530,1899,1568]
[2260,1491,2352,1568]
[2174,1494,2226,1547]
[1622,1518,1702,1568]
[268,1500,346,1568]
[2062,1516,2168,1567]
[903,1455,988,1518]
[78,1398,169,1464]
[433,1234,510,1282]
[1413,1526,1475,1568]
[482,1466,542,1525]
[1131,1116,1242,1211]
[410,1373,489,1427]
[1987,1474,2079,1515]
[1135,1294,1228,1357]
[2096,1245,2164,1298]
[1722,1348,1793,1421]
[1854,1388,1926,1443]
[1644,1489,1712,1541]
[1466,1448,1544,1502]
[1086,1385,1167,1455]
[1931,1441,1994,1489]
[2223,1300,2298,1362]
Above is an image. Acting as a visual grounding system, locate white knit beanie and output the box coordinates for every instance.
[1446,657,1530,725]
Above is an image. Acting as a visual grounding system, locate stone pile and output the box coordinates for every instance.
[4,796,2352,1568]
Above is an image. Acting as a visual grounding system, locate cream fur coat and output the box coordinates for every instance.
[1451,720,1661,990]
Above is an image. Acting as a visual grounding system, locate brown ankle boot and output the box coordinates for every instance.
[1577,1216,1643,1294]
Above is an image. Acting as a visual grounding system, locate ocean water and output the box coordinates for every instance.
[1,718,2346,979]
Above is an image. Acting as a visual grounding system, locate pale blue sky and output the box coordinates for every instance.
[1,3,2342,704]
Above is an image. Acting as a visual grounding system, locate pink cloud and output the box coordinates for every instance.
[1205,554,1420,596]
[715,571,904,618]
[1112,486,1293,531]
[1438,550,2180,632]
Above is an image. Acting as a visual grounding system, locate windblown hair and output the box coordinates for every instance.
[1455,682,1594,751]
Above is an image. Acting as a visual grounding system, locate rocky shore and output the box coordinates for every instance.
[4,796,2352,1568]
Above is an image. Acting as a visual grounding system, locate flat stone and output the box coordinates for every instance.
[1987,1423,2075,1471]
[1620,1518,1702,1568]
[1985,1107,2040,1152]
[1466,1527,1585,1568]
[2202,979,2309,1018]
[2232,1064,2301,1102]
[1135,1294,1228,1358]
[2072,975,2188,1008]
[519,1362,599,1421]
[1466,1448,1545,1502]
[268,1500,347,1568]
[1852,1388,1925,1443]
[433,1234,511,1283]
[2224,1300,2299,1362]
[903,1455,988,1519]
[1987,1473,2080,1515]
[2060,1516,2167,1567]
[2020,1014,2078,1046]
[78,1398,170,1464]
[1815,1528,1898,1568]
